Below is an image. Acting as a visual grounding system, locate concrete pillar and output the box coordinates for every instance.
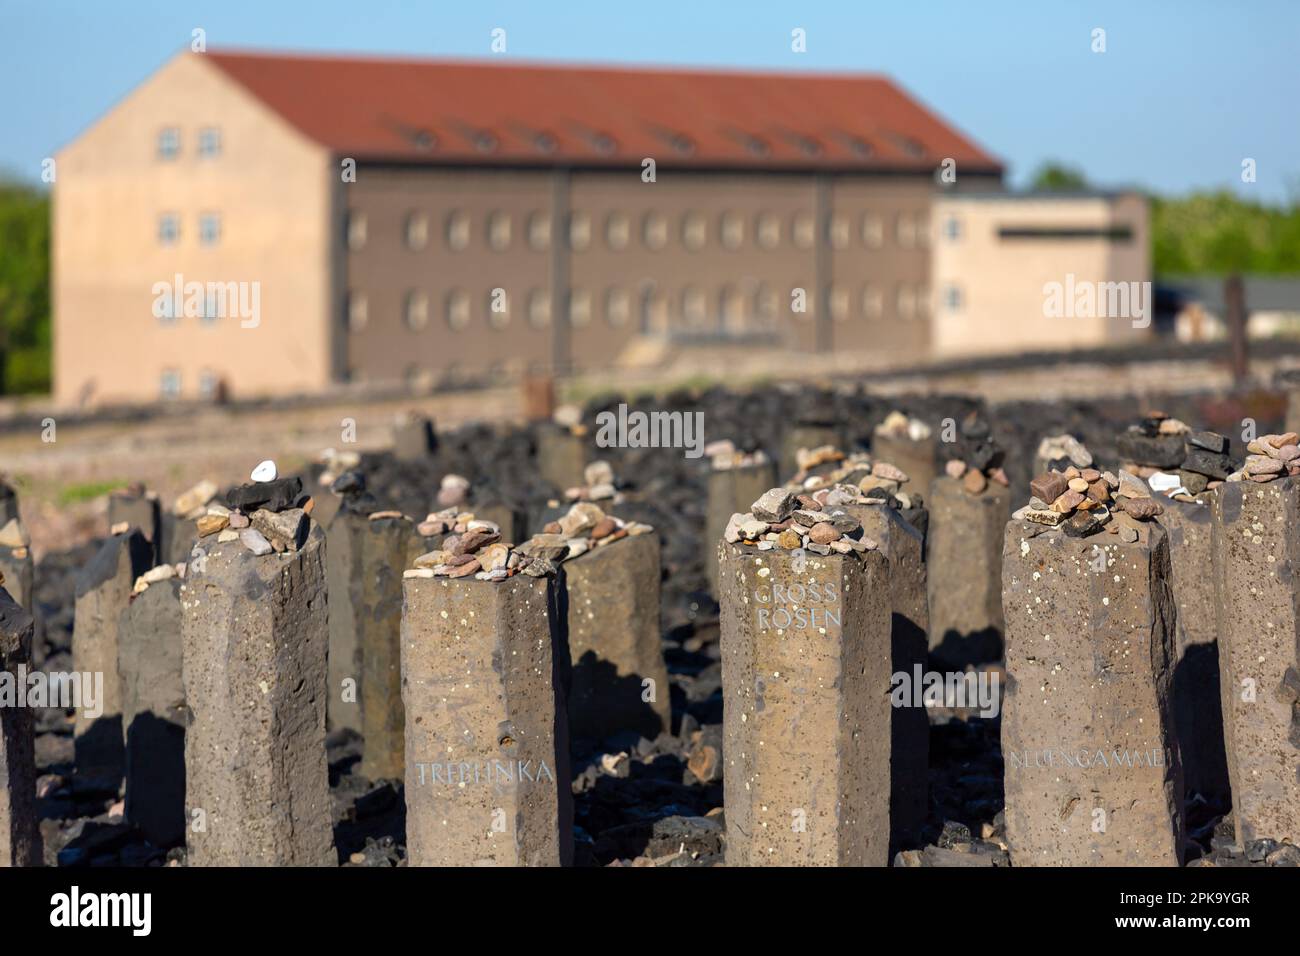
[780,424,843,480]
[108,489,161,566]
[1156,497,1230,803]
[841,503,929,841]
[705,461,777,594]
[325,511,364,736]
[358,515,420,780]
[72,529,152,777]
[0,483,17,525]
[537,424,587,492]
[180,518,335,866]
[118,577,185,848]
[1286,390,1300,438]
[1002,518,1184,865]
[159,513,200,566]
[872,432,939,498]
[402,574,573,866]
[326,510,432,746]
[0,588,40,866]
[0,517,33,610]
[926,476,1009,665]
[393,413,437,462]
[564,531,670,742]
[719,541,894,865]
[468,500,524,545]
[1211,478,1300,845]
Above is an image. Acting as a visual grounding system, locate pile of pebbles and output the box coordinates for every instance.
[786,447,926,520]
[703,439,768,471]
[404,501,652,582]
[1233,431,1300,484]
[194,460,312,557]
[1118,412,1233,497]
[1017,466,1164,541]
[943,414,1009,496]
[723,487,878,555]
[1036,433,1094,471]
[560,461,620,504]
[877,409,932,442]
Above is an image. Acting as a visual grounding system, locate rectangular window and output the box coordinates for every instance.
[199,212,221,246]
[199,369,219,399]
[944,217,962,241]
[198,126,221,158]
[157,127,180,160]
[944,284,963,311]
[158,213,180,246]
[160,368,182,399]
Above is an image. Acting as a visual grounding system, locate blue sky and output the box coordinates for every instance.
[4,0,1297,202]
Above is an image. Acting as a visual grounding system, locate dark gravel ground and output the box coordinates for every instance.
[25,380,1296,866]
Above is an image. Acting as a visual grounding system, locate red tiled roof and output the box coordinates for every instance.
[204,50,1002,173]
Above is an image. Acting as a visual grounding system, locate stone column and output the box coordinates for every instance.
[0,483,17,525]
[72,529,153,777]
[0,517,33,610]
[469,500,524,545]
[159,513,200,566]
[564,532,670,743]
[1285,390,1300,438]
[537,425,587,492]
[719,542,894,865]
[926,476,1009,665]
[841,503,929,842]
[118,577,185,848]
[705,461,777,594]
[393,414,437,462]
[0,588,40,866]
[325,510,364,736]
[402,574,573,866]
[108,489,161,566]
[1001,518,1184,865]
[1210,478,1300,845]
[1157,496,1230,803]
[872,432,939,497]
[326,509,431,749]
[357,515,419,780]
[181,520,335,866]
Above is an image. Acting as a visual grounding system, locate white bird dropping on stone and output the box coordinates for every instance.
[251,459,278,482]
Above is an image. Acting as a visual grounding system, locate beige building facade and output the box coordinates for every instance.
[53,50,1007,406]
[929,192,1151,358]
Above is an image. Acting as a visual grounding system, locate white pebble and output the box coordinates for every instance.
[251,459,278,482]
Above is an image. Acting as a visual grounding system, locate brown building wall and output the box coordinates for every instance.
[827,177,935,357]
[342,167,938,382]
[341,167,556,384]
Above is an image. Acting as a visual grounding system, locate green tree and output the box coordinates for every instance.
[1029,162,1090,192]
[0,181,51,394]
